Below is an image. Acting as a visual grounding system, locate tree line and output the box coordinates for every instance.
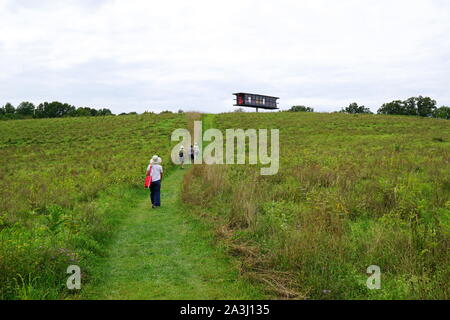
[0,101,114,120]
[3,96,449,120]
[288,95,449,119]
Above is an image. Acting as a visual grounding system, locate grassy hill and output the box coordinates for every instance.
[183,112,449,299]
[0,113,186,299]
[0,112,448,300]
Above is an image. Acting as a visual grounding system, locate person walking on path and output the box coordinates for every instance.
[190,145,195,164]
[179,146,185,169]
[147,155,163,208]
[193,143,200,161]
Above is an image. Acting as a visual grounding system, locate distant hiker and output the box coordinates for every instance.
[179,146,185,168]
[190,145,195,163]
[147,155,163,208]
[194,143,200,161]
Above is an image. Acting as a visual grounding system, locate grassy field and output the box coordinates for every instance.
[0,111,448,300]
[0,113,186,299]
[183,112,449,299]
[81,167,265,299]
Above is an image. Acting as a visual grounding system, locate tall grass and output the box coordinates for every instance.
[182,112,449,299]
[0,113,186,299]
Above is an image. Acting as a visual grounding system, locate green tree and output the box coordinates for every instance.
[288,105,314,112]
[377,100,406,115]
[404,97,419,115]
[34,102,48,118]
[16,101,35,117]
[433,106,450,119]
[4,102,15,114]
[35,101,76,118]
[416,96,437,117]
[75,107,93,117]
[341,102,372,114]
[97,108,113,116]
[49,102,76,117]
[403,96,436,117]
[378,96,436,117]
[3,101,112,120]
[42,101,60,118]
[89,108,98,116]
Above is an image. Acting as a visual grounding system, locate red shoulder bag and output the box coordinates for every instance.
[144,165,152,189]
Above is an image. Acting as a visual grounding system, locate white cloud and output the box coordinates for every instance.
[1,0,449,113]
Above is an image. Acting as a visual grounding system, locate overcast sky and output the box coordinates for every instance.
[1,0,449,114]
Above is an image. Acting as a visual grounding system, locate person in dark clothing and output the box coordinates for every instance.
[146,155,163,208]
[179,146,185,169]
[190,145,195,163]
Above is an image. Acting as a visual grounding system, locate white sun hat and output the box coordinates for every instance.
[150,155,158,164]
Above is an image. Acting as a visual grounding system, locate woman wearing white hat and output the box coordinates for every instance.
[179,146,185,169]
[146,155,163,208]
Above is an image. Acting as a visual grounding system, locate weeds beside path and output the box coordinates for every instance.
[82,167,265,299]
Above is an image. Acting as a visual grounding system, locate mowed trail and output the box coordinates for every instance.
[82,167,265,299]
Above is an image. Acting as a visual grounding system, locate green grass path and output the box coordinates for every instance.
[82,167,265,299]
